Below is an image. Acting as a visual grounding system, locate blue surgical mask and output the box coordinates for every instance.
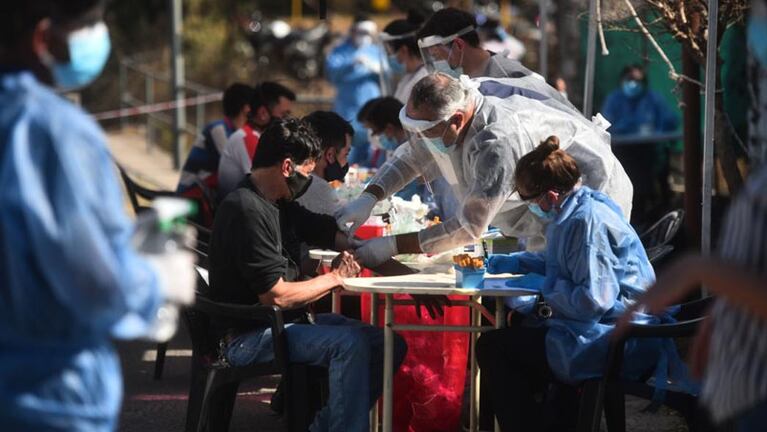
[621,80,643,98]
[527,202,557,221]
[388,54,406,74]
[430,137,450,153]
[431,44,463,78]
[380,135,400,152]
[748,14,767,67]
[429,118,457,153]
[42,22,112,91]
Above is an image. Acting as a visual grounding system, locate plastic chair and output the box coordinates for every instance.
[116,163,211,379]
[639,209,685,250]
[639,209,684,266]
[116,163,177,214]
[576,297,715,432]
[184,272,326,432]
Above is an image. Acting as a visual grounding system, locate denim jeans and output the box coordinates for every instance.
[735,398,767,432]
[225,313,407,432]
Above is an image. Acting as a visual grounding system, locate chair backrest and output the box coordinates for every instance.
[640,209,685,249]
[182,270,218,360]
[115,163,175,214]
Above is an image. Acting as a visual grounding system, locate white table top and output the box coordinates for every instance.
[309,249,340,262]
[343,272,538,297]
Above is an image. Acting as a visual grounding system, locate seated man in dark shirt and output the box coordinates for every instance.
[207,118,407,432]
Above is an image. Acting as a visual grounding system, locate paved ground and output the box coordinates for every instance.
[109,128,688,432]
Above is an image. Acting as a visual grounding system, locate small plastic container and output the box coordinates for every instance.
[454,265,486,288]
[355,216,387,239]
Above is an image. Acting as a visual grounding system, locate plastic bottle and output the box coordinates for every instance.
[132,197,196,342]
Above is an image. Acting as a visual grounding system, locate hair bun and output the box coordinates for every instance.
[540,135,560,155]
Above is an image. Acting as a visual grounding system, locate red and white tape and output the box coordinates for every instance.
[91,92,223,121]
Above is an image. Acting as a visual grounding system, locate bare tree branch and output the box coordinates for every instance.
[597,0,610,55]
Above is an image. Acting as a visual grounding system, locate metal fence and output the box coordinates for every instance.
[116,57,334,163]
[117,58,219,154]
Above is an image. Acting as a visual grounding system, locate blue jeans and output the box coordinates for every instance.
[225,313,407,432]
[736,398,767,432]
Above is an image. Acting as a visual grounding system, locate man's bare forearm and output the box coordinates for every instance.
[259,273,342,310]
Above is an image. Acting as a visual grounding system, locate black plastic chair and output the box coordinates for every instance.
[184,272,325,432]
[116,163,177,214]
[640,209,685,250]
[640,209,684,266]
[117,164,178,379]
[577,297,715,432]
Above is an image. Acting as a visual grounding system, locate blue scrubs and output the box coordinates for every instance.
[0,71,164,430]
[325,39,383,167]
[511,187,661,383]
[600,88,679,135]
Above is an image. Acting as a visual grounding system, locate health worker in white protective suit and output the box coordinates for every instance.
[342,73,632,268]
[415,7,573,108]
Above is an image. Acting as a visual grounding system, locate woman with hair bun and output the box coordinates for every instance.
[476,136,674,431]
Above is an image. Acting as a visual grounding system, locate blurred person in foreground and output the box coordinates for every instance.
[176,82,254,225]
[325,16,384,167]
[616,3,767,429]
[217,81,295,198]
[205,118,406,432]
[477,137,671,432]
[0,0,195,430]
[600,64,679,225]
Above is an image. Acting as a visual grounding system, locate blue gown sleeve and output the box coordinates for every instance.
[516,251,546,274]
[543,217,621,323]
[23,114,163,339]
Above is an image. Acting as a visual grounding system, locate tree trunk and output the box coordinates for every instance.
[714,73,744,195]
[682,47,702,250]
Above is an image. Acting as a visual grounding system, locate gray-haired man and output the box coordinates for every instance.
[342,73,632,268]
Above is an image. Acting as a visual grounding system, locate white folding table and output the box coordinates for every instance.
[343,272,536,432]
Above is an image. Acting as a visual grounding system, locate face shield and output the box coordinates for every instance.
[398,104,461,188]
[418,26,475,78]
[375,30,416,96]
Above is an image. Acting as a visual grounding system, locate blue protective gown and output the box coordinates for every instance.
[600,88,679,136]
[0,71,164,431]
[511,187,662,384]
[325,39,383,166]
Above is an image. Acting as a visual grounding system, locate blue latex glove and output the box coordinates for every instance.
[505,273,545,290]
[487,253,522,274]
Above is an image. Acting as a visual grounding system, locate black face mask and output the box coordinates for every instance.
[324,160,350,183]
[285,170,312,201]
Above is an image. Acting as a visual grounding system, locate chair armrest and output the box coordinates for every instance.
[193,297,284,326]
[191,297,289,369]
[623,317,706,339]
[604,315,706,380]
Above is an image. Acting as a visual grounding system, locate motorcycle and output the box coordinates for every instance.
[247,12,333,81]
